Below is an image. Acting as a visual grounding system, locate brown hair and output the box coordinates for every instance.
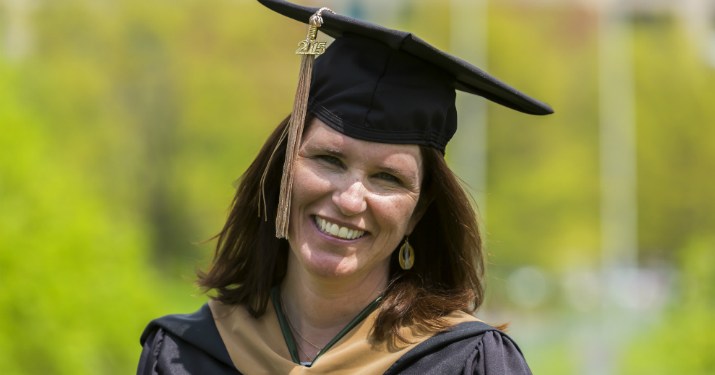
[198,115,485,343]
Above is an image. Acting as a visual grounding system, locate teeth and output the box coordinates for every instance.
[315,217,365,240]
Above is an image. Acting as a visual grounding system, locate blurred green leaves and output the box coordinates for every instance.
[1,59,159,373]
[621,237,715,375]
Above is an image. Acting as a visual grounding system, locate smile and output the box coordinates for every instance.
[314,216,366,240]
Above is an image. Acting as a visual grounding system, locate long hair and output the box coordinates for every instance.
[197,116,485,342]
[373,145,484,343]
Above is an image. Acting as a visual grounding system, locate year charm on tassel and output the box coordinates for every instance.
[296,36,327,55]
[295,7,333,56]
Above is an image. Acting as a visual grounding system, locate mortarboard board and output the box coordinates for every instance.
[256,0,554,238]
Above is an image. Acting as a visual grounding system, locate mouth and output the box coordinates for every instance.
[314,216,366,240]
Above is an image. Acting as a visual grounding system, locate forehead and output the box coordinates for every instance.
[303,118,422,160]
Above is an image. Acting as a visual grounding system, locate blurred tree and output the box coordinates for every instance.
[0,60,165,374]
[487,5,601,273]
[633,19,715,260]
[620,236,715,374]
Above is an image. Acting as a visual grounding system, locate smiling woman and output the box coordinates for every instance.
[137,0,552,374]
[288,119,423,282]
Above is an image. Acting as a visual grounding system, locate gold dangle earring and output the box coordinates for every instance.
[399,237,415,270]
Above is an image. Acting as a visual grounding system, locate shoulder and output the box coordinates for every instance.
[137,304,239,375]
[384,321,532,375]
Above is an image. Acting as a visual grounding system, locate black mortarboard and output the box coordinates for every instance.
[256,0,553,237]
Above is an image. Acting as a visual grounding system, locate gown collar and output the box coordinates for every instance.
[271,286,382,366]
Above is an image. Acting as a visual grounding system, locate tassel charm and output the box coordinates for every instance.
[273,7,334,239]
[296,15,328,55]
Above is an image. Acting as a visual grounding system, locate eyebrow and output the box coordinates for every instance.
[303,143,345,159]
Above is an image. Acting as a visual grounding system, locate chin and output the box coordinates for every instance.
[301,251,360,279]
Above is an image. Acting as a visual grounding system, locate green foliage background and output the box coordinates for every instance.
[1,1,713,374]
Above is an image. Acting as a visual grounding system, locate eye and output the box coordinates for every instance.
[316,154,344,168]
[374,172,402,185]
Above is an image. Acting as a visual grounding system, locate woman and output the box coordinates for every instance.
[138,0,552,374]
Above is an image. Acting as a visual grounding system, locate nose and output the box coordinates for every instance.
[333,180,367,216]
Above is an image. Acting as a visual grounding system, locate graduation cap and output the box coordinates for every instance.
[257,0,554,238]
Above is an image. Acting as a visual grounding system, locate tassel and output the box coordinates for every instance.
[260,7,333,238]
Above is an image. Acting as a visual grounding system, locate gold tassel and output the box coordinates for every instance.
[265,7,333,239]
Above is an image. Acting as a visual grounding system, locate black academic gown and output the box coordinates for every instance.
[138,304,533,375]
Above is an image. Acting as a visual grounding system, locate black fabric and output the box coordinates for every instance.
[258,0,553,118]
[384,321,533,375]
[137,304,239,375]
[138,304,533,375]
[309,35,458,152]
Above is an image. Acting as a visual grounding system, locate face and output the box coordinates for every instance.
[287,119,424,282]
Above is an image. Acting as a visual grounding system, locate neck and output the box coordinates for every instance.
[279,254,388,349]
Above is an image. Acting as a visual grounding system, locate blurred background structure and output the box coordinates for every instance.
[1,0,714,374]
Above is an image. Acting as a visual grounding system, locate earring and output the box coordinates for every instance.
[399,237,415,270]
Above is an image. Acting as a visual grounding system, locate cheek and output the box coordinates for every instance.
[378,197,420,232]
[291,164,332,205]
